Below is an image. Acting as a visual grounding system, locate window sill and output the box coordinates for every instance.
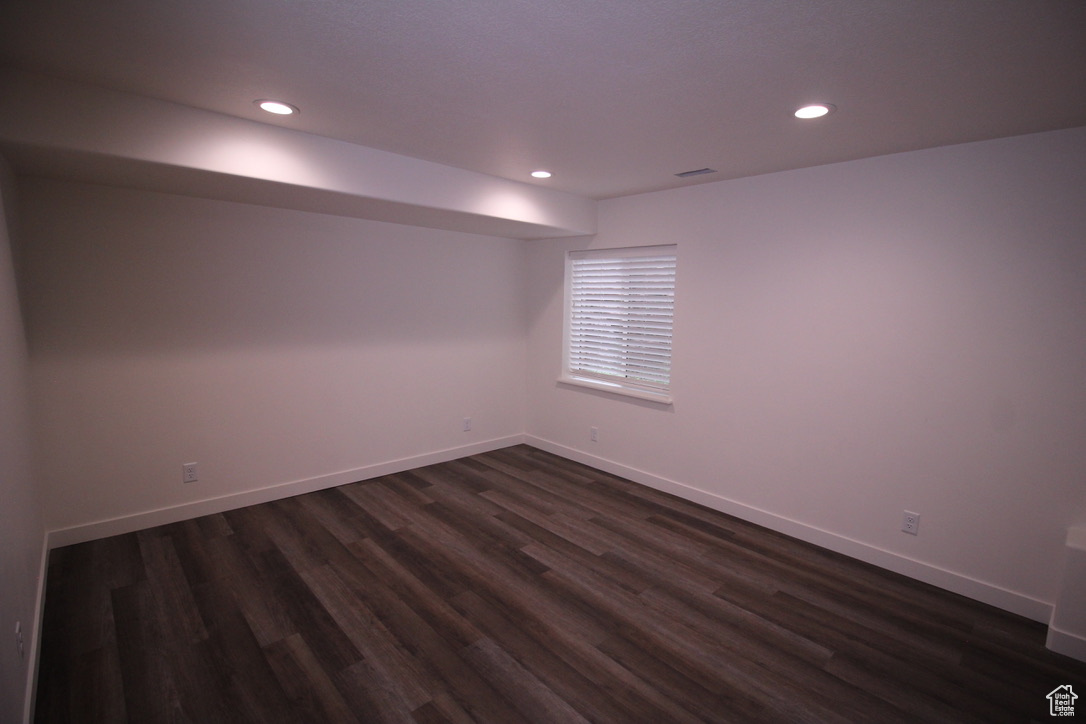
[557,375,673,405]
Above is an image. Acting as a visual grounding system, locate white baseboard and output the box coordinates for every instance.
[42,432,1054,627]
[1046,627,1086,663]
[46,435,526,550]
[525,435,1053,624]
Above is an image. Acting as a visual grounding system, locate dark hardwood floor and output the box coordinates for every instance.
[35,445,1086,723]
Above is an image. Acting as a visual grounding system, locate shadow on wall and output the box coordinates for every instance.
[18,179,527,358]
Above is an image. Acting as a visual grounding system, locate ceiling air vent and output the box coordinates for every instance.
[674,168,717,178]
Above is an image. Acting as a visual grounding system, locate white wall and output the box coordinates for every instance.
[0,160,46,723]
[0,69,597,240]
[526,127,1086,619]
[18,178,527,540]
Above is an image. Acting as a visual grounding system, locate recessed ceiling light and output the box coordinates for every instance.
[531,170,552,179]
[794,103,835,119]
[255,99,299,115]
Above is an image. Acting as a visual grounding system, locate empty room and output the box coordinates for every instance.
[2,1,1085,722]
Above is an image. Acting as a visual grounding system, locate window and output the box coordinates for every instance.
[562,245,676,403]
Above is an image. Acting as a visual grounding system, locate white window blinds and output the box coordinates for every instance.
[567,246,676,394]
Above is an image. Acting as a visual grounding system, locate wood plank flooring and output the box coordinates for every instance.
[35,445,1086,722]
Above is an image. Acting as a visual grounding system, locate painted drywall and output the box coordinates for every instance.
[18,178,527,537]
[1048,525,1086,659]
[526,127,1086,618]
[0,69,596,239]
[0,160,46,723]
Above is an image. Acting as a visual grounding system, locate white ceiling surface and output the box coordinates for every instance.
[1,0,1085,200]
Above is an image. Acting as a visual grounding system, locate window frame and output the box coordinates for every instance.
[559,245,676,405]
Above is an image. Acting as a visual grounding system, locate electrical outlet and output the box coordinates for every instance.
[183,463,198,484]
[15,621,24,659]
[902,510,919,535]
[590,426,598,442]
[463,417,472,432]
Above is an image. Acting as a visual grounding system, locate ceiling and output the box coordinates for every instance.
[1,0,1085,200]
